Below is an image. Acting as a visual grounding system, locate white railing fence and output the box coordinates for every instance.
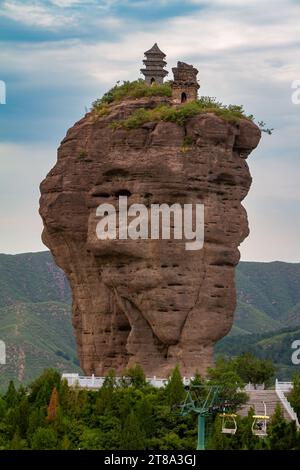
[275,379,300,428]
[62,373,193,389]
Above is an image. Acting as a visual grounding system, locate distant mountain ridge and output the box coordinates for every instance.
[0,251,300,389]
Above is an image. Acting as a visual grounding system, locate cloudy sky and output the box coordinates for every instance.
[0,0,299,261]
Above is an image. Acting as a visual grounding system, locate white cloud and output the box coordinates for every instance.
[50,0,95,7]
[1,0,300,260]
[0,0,76,28]
[190,0,280,6]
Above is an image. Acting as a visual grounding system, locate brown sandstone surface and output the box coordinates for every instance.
[39,96,261,377]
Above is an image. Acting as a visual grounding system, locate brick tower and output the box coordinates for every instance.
[171,61,200,104]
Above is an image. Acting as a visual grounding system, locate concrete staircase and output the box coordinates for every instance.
[238,389,292,422]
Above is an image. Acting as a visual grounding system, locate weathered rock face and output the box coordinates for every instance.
[39,96,261,377]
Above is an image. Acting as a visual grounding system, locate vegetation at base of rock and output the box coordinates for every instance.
[211,353,276,388]
[0,358,299,450]
[92,79,172,113]
[110,97,253,129]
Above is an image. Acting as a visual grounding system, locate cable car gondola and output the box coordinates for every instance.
[220,413,237,435]
[252,402,269,437]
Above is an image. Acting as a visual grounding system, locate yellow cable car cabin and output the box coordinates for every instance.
[252,414,269,437]
[252,402,269,437]
[220,413,237,435]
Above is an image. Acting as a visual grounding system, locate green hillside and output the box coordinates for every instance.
[234,300,282,334]
[216,326,300,379]
[236,261,300,321]
[0,251,300,389]
[0,251,71,307]
[0,252,78,391]
[222,261,300,378]
[283,301,300,326]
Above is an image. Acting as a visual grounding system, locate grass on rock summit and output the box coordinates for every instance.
[92,79,254,128]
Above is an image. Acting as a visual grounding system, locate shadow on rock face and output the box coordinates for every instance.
[40,99,261,377]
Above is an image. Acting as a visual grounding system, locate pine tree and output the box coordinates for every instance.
[121,411,145,450]
[60,434,72,450]
[27,408,46,440]
[267,404,300,450]
[190,371,205,387]
[136,397,155,437]
[47,387,59,423]
[268,404,288,449]
[288,373,300,420]
[103,369,117,388]
[9,428,24,450]
[164,365,185,407]
[5,380,17,408]
[59,378,70,411]
[16,397,29,438]
[29,369,61,407]
[31,427,57,450]
[124,364,146,388]
[0,398,6,420]
[96,369,116,414]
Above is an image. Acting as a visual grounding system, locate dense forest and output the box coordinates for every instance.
[0,354,300,450]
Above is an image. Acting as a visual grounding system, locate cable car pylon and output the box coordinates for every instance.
[179,385,221,450]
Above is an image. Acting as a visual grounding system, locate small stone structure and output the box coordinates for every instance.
[141,44,200,103]
[171,61,200,103]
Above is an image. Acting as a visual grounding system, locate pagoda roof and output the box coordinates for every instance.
[144,43,166,57]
